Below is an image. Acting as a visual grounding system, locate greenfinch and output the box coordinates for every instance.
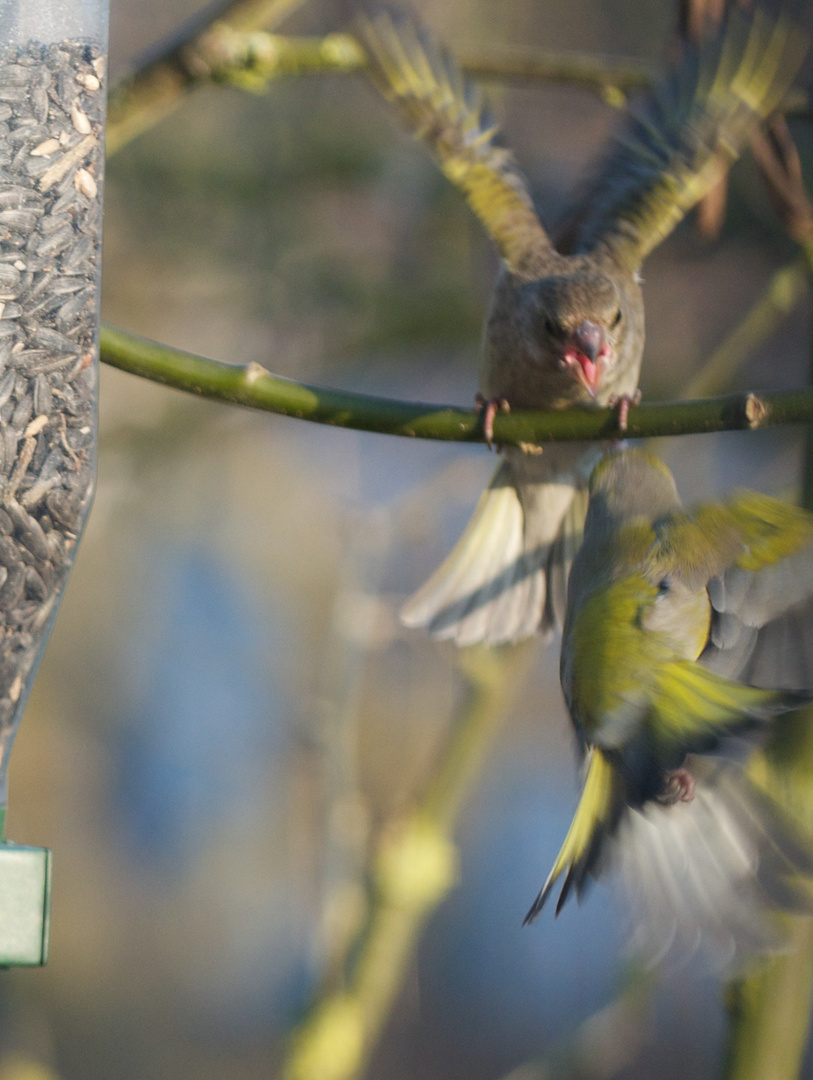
[357,7,808,645]
[525,449,813,964]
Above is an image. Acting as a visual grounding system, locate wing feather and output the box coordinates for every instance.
[356,10,549,271]
[574,7,808,269]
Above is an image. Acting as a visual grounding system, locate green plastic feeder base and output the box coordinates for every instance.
[0,843,51,966]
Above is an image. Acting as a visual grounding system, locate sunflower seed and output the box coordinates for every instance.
[0,38,101,746]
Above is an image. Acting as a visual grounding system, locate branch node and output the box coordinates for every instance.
[320,33,366,68]
[743,392,769,429]
[244,361,270,385]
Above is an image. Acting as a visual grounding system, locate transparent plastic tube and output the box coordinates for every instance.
[0,0,108,823]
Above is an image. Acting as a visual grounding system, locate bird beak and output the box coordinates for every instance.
[563,320,606,397]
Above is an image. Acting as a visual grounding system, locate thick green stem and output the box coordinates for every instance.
[724,920,813,1080]
[801,245,813,510]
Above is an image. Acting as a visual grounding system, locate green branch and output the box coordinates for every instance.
[99,323,813,445]
[107,14,657,155]
[106,0,310,154]
[279,644,534,1080]
[720,259,813,1080]
[679,258,808,400]
[187,26,658,105]
[108,22,813,156]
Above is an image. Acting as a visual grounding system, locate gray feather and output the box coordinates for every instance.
[702,542,813,688]
[401,444,598,645]
[614,757,813,971]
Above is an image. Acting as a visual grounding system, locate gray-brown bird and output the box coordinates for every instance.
[357,6,807,646]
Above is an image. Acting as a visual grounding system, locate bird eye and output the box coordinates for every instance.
[611,308,623,329]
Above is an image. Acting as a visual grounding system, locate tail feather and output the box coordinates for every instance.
[545,484,590,633]
[401,450,595,646]
[524,747,626,924]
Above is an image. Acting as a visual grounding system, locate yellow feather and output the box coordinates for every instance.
[356,11,548,270]
[727,491,813,571]
[652,661,789,749]
[524,747,623,923]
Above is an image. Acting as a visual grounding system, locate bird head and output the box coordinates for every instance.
[535,270,627,404]
[480,261,643,410]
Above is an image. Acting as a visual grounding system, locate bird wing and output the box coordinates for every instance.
[574,6,807,271]
[644,660,806,773]
[356,11,551,272]
[567,495,812,802]
[682,490,813,688]
[615,757,813,970]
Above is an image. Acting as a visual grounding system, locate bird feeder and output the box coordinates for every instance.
[0,0,108,964]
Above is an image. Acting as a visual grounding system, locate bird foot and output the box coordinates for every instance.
[475,393,510,450]
[658,766,696,806]
[607,390,641,434]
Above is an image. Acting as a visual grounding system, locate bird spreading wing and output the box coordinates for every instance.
[372,3,808,649]
[356,10,550,272]
[575,5,808,269]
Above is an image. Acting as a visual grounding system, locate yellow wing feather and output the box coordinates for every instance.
[356,11,549,271]
[650,660,804,756]
[578,7,808,269]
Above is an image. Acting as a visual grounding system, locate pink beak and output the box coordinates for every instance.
[563,320,606,397]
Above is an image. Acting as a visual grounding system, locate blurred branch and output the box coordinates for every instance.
[106,12,658,156]
[106,0,309,154]
[752,116,813,252]
[459,47,654,100]
[280,643,535,1080]
[107,13,812,157]
[312,514,390,985]
[499,964,655,1080]
[679,257,807,400]
[142,26,813,113]
[724,711,813,1080]
[187,26,657,104]
[100,323,813,445]
[722,115,813,1080]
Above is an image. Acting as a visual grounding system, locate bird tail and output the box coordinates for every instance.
[355,9,548,268]
[615,757,813,970]
[400,446,597,646]
[524,746,626,924]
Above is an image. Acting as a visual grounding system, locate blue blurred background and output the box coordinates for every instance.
[1,0,812,1077]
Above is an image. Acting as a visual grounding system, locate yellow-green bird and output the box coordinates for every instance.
[525,449,813,963]
[357,6,808,646]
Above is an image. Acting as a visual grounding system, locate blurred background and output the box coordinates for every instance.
[1,0,812,1077]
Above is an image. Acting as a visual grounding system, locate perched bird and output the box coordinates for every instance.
[525,449,813,964]
[357,6,808,645]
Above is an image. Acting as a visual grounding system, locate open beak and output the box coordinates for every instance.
[563,320,606,397]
